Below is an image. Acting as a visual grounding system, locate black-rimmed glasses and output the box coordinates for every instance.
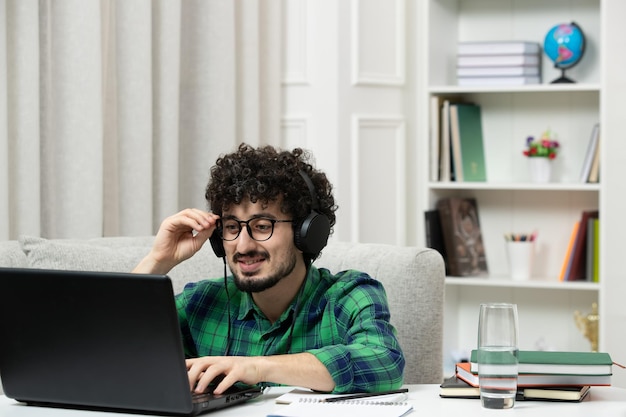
[218,217,294,241]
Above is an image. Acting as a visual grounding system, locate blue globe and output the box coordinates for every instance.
[544,22,585,69]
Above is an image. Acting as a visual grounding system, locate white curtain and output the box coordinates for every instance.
[0,0,282,240]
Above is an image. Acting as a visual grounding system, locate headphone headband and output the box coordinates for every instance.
[298,170,320,211]
[209,169,331,260]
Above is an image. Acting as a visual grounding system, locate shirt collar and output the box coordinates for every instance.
[234,265,321,322]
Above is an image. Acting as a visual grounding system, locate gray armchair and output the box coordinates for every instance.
[316,242,445,384]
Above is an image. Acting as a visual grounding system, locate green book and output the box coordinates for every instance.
[470,350,613,376]
[449,103,487,182]
[593,218,600,282]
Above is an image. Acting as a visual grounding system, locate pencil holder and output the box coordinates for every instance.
[506,241,534,280]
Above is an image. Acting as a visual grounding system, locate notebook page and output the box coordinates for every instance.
[274,388,409,405]
[268,397,413,417]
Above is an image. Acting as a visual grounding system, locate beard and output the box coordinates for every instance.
[230,249,298,293]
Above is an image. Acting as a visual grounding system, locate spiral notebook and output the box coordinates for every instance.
[268,389,413,417]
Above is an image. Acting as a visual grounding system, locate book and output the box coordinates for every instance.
[424,209,449,274]
[457,54,540,67]
[429,95,443,181]
[588,131,601,183]
[439,375,480,398]
[579,124,600,182]
[449,105,463,182]
[439,99,452,182]
[269,389,413,417]
[456,361,611,387]
[457,66,540,77]
[567,210,599,281]
[457,76,541,86]
[436,197,488,276]
[522,385,591,402]
[469,350,613,376]
[558,221,580,281]
[438,97,465,182]
[440,375,591,402]
[592,218,600,282]
[458,41,541,56]
[586,216,596,282]
[449,103,487,182]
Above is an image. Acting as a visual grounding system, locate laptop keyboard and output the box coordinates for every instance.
[191,386,262,404]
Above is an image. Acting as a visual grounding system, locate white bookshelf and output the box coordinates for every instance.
[429,182,601,192]
[445,277,599,291]
[430,84,601,94]
[415,0,613,377]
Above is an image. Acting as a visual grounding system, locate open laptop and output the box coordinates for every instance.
[0,267,262,416]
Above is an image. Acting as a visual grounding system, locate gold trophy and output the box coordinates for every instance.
[574,302,599,352]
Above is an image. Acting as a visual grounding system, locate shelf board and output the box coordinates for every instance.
[429,83,601,95]
[445,276,599,291]
[427,182,600,192]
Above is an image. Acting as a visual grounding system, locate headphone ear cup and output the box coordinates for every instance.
[209,229,226,258]
[294,211,331,256]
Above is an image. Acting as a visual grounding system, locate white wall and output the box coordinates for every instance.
[281,0,415,246]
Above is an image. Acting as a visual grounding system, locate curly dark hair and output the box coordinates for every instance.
[205,143,337,231]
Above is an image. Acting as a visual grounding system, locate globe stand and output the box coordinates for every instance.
[550,67,576,84]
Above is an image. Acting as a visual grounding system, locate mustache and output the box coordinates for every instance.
[233,251,269,261]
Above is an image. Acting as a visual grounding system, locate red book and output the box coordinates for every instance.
[567,210,599,280]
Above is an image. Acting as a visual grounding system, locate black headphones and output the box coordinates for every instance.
[209,170,331,260]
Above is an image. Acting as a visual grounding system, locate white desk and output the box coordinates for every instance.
[1,385,625,417]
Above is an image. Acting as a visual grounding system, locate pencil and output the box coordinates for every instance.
[322,388,409,402]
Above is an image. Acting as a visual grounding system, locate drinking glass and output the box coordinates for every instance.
[477,303,519,409]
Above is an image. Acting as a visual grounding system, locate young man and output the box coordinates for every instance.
[133,144,404,395]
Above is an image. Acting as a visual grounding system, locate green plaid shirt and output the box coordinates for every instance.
[175,266,405,393]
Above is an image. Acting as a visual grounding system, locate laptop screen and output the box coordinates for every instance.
[0,267,260,416]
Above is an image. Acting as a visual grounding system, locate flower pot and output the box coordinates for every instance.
[529,157,552,183]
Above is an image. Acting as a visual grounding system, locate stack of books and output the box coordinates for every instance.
[440,350,613,402]
[429,97,488,183]
[457,41,542,86]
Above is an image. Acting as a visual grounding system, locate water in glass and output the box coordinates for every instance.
[478,346,519,409]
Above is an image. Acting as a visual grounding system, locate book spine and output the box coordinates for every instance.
[457,66,540,77]
[429,96,442,182]
[587,133,601,183]
[424,209,449,274]
[559,221,580,281]
[592,219,600,282]
[457,76,541,86]
[586,216,595,282]
[449,104,464,182]
[579,124,600,183]
[458,42,541,56]
[457,54,540,67]
[439,100,452,182]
